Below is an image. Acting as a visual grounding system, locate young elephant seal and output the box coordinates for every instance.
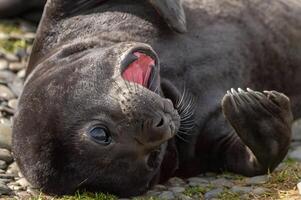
[11,0,301,197]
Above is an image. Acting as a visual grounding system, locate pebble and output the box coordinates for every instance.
[245,175,268,185]
[16,191,32,199]
[210,178,234,188]
[0,160,7,170]
[153,184,167,191]
[231,186,253,194]
[177,194,193,200]
[169,186,185,194]
[0,174,15,179]
[288,147,301,161]
[292,119,301,141]
[16,178,30,188]
[8,99,18,110]
[0,118,11,125]
[0,85,15,100]
[204,188,223,200]
[158,191,175,200]
[0,182,11,195]
[167,177,186,186]
[0,70,16,83]
[297,182,301,195]
[6,162,19,175]
[0,59,8,70]
[17,69,26,79]
[9,62,26,72]
[252,187,268,195]
[187,177,209,187]
[0,148,13,163]
[5,54,18,62]
[145,190,161,196]
[0,123,12,150]
[8,77,23,97]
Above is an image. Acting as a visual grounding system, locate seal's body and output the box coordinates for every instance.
[11,0,301,197]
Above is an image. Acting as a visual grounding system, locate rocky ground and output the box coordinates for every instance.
[0,20,301,200]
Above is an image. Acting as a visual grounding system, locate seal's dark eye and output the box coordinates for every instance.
[89,127,111,145]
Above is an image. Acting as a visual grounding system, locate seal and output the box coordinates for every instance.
[11,0,301,197]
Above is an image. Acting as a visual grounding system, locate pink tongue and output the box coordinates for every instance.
[122,52,154,87]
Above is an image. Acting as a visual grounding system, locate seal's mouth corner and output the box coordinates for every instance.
[121,49,159,92]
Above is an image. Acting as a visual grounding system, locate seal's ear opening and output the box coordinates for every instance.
[149,0,187,33]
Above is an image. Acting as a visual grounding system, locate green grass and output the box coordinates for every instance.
[0,21,22,34]
[183,185,212,198]
[31,192,117,200]
[0,38,28,53]
[218,189,241,200]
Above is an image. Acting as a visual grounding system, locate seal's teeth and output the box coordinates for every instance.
[227,90,231,95]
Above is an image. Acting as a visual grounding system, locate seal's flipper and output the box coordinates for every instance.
[149,0,187,33]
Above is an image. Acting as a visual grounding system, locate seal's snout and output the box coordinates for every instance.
[138,109,179,149]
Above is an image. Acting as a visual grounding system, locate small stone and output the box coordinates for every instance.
[297,182,301,195]
[17,69,26,79]
[146,190,161,196]
[8,99,18,110]
[0,182,12,195]
[9,62,26,72]
[210,178,234,188]
[169,186,185,194]
[8,77,23,97]
[0,174,15,179]
[0,118,11,125]
[231,186,253,194]
[158,191,175,200]
[274,163,286,172]
[0,160,7,170]
[167,177,186,186]
[177,194,193,200]
[26,187,39,196]
[17,191,32,199]
[0,70,16,84]
[0,60,8,70]
[245,175,268,185]
[9,185,22,191]
[187,177,209,187]
[18,172,24,178]
[153,184,167,191]
[16,178,30,188]
[0,148,13,163]
[289,147,301,161]
[252,187,268,195]
[5,53,18,62]
[204,188,223,200]
[292,119,301,141]
[0,123,12,150]
[24,33,36,40]
[0,85,15,100]
[6,162,19,175]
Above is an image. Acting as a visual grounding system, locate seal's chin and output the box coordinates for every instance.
[122,51,159,93]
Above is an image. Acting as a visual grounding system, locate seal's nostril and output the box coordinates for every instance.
[156,117,164,127]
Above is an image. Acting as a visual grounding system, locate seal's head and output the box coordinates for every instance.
[12,42,181,197]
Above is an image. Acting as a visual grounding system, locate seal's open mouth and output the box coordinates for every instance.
[122,51,158,91]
